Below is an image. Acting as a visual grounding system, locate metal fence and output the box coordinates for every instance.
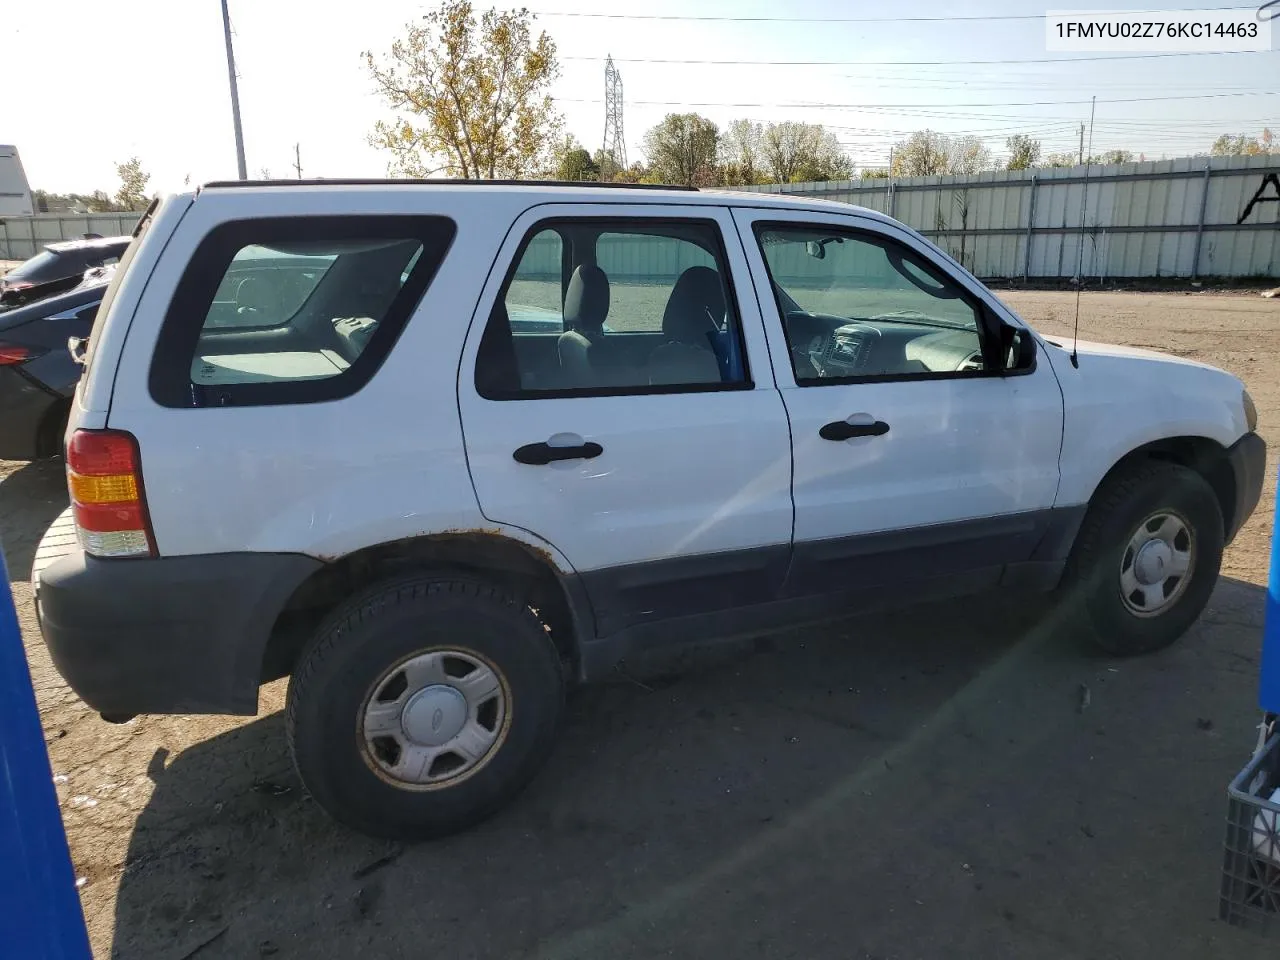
[0,213,140,259]
[739,154,1280,280]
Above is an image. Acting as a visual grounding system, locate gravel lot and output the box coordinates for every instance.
[3,289,1279,959]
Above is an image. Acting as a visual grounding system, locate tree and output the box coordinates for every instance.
[553,135,598,181]
[642,113,720,187]
[1005,135,1041,171]
[365,1,562,179]
[860,166,890,180]
[114,157,151,210]
[761,121,852,183]
[718,119,765,186]
[1091,149,1134,165]
[1040,152,1077,168]
[1211,129,1275,156]
[891,130,952,177]
[948,136,993,175]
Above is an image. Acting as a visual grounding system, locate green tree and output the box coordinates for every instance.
[1040,152,1077,168]
[718,119,766,185]
[642,113,720,187]
[890,130,952,177]
[1090,149,1135,165]
[860,166,890,180]
[553,135,598,181]
[1005,134,1041,171]
[365,1,562,179]
[1210,129,1275,156]
[114,157,151,210]
[762,121,851,183]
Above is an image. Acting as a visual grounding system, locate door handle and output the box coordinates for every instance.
[819,419,890,441]
[513,440,604,465]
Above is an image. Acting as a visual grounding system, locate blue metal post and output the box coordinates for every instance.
[1261,473,1280,715]
[0,555,92,958]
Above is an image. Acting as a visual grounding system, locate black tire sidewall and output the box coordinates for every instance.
[286,578,564,840]
[1074,465,1223,655]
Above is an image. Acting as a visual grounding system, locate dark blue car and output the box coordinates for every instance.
[0,273,109,461]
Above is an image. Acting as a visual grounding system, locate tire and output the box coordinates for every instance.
[285,575,564,840]
[1064,460,1224,656]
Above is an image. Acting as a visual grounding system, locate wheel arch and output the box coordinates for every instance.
[261,531,591,687]
[1087,435,1236,538]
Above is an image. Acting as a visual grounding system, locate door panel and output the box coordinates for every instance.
[731,207,1064,597]
[459,204,793,634]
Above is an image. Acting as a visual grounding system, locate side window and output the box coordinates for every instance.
[757,225,986,383]
[503,229,565,333]
[476,219,749,398]
[149,216,456,408]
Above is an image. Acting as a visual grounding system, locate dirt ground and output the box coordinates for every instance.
[3,288,1280,959]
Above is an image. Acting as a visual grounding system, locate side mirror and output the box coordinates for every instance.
[1004,325,1037,372]
[805,240,826,260]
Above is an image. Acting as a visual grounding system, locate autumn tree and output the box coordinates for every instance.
[1005,135,1041,171]
[718,119,766,185]
[1091,149,1135,165]
[948,136,993,175]
[114,157,151,210]
[860,166,890,179]
[1211,129,1275,156]
[1040,152,1077,168]
[761,121,851,183]
[643,113,720,187]
[365,2,562,179]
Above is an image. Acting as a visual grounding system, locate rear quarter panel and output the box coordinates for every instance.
[103,188,545,563]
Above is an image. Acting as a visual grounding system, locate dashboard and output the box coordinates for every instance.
[785,311,985,380]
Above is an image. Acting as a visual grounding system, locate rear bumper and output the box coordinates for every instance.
[1225,431,1266,544]
[0,365,59,461]
[33,510,321,716]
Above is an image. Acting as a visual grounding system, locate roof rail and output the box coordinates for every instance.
[200,178,698,192]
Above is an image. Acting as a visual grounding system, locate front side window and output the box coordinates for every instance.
[477,219,749,398]
[150,215,455,408]
[757,225,987,383]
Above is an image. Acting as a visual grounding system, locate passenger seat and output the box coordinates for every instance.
[648,266,726,386]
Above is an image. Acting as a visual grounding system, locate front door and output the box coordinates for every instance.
[731,207,1065,599]
[459,203,794,636]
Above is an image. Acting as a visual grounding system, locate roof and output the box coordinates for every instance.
[195,178,887,222]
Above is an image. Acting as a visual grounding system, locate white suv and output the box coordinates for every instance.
[33,181,1265,839]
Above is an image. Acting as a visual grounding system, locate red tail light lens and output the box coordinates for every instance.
[0,342,46,365]
[66,430,155,558]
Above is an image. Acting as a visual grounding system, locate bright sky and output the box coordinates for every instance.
[4,0,1277,193]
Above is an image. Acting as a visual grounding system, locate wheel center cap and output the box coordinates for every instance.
[1134,539,1173,585]
[401,685,468,746]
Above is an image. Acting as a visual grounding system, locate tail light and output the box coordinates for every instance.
[66,429,155,558]
[0,342,47,365]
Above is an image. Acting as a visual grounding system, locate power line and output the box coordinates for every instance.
[562,50,1275,67]
[538,4,1254,23]
[557,91,1279,110]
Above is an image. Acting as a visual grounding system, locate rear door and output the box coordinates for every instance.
[458,202,794,636]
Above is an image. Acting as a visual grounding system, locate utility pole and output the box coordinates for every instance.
[293,143,302,179]
[220,0,247,180]
[600,55,627,182]
[1078,123,1085,166]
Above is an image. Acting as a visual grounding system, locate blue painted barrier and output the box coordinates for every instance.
[0,553,92,959]
[1262,472,1280,716]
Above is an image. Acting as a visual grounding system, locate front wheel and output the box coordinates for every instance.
[1064,461,1224,656]
[285,575,565,840]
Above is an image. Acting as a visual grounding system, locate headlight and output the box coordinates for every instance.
[1243,389,1258,433]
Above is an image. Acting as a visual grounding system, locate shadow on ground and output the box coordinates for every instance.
[110,581,1276,960]
[0,458,67,580]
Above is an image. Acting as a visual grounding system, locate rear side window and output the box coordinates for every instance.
[150,215,455,408]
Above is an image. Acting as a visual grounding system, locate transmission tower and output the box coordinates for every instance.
[600,55,627,181]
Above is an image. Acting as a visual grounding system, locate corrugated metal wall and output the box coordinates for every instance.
[0,213,140,259]
[739,154,1280,279]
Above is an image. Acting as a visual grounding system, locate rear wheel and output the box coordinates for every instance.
[1064,461,1223,656]
[285,574,564,840]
